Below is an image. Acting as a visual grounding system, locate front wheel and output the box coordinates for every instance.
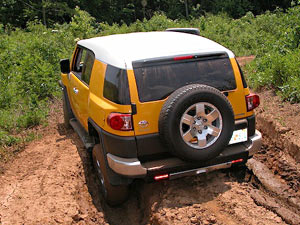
[92,144,129,206]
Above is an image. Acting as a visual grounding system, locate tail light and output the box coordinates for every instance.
[231,159,243,164]
[154,174,169,181]
[107,113,133,131]
[246,93,260,111]
[174,55,194,61]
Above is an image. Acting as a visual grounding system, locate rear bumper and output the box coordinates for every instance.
[107,130,262,179]
[247,130,262,156]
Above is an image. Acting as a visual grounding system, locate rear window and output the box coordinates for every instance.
[103,65,131,105]
[133,57,236,102]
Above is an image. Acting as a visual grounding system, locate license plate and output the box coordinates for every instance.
[229,129,247,145]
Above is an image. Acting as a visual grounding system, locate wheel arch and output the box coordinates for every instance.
[88,120,100,144]
[88,117,133,186]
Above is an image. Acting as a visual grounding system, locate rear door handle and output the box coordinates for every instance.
[73,87,79,94]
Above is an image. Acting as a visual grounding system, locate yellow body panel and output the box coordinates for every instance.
[229,58,253,118]
[88,60,134,136]
[88,60,107,129]
[227,58,253,119]
[127,70,165,135]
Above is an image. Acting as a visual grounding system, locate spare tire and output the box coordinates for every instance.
[159,84,234,161]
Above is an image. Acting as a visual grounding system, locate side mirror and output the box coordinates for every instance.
[60,59,70,74]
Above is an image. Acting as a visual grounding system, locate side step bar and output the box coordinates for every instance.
[69,118,95,150]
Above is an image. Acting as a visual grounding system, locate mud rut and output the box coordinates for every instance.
[1,95,300,223]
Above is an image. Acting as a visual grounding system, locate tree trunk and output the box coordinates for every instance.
[185,0,189,18]
[42,0,47,27]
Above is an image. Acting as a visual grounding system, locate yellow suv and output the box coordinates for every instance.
[59,29,262,206]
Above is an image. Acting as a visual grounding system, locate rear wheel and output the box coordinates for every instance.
[92,144,129,206]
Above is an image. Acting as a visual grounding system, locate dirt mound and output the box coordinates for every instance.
[147,171,286,225]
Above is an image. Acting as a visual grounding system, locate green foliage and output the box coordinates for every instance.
[0,0,78,28]
[0,8,96,144]
[247,48,300,102]
[69,7,97,39]
[246,6,300,102]
[0,0,297,28]
[99,13,177,35]
[0,130,20,146]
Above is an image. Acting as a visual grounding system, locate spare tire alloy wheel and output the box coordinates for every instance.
[159,84,234,161]
[180,102,222,149]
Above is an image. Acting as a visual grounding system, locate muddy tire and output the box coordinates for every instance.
[159,84,234,161]
[92,144,129,206]
[62,89,73,129]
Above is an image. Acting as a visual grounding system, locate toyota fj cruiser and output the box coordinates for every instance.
[59,29,262,206]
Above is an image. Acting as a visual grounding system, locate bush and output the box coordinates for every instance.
[247,48,300,102]
[0,130,20,146]
[69,6,97,39]
[0,8,97,147]
[246,6,300,102]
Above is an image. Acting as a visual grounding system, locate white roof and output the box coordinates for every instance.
[78,31,235,70]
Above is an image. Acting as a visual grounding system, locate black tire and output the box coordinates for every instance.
[159,84,234,161]
[92,144,129,206]
[62,89,73,129]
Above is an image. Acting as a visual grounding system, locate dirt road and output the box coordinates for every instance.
[1,59,300,224]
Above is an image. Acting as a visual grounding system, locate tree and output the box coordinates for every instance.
[0,0,296,27]
[0,0,78,27]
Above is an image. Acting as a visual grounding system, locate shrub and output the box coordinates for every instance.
[247,48,300,102]
[0,8,97,140]
[246,6,300,102]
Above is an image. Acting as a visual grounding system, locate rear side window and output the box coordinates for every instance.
[133,57,236,102]
[103,65,131,105]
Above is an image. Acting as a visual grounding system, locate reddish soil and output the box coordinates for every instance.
[0,57,299,225]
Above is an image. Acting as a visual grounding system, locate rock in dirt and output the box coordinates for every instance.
[247,158,289,195]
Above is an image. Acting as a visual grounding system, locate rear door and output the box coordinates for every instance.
[69,46,95,130]
[129,54,238,136]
